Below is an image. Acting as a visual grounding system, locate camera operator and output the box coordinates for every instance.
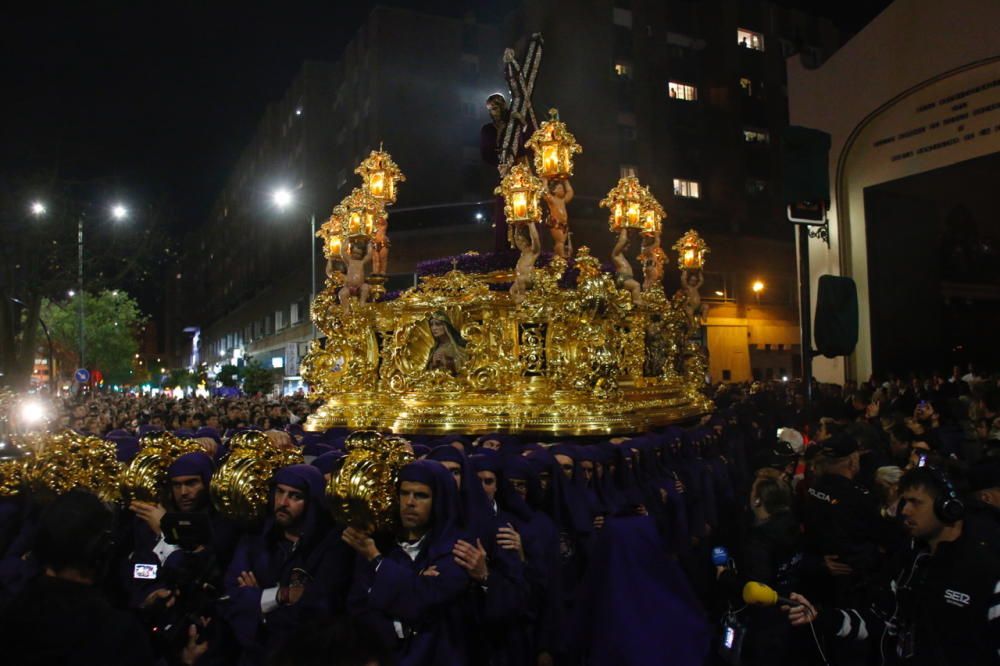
[0,489,206,665]
[784,466,1000,665]
[717,477,804,665]
[127,451,237,663]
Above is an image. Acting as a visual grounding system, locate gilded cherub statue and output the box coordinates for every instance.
[542,177,574,259]
[339,239,373,309]
[611,228,643,305]
[510,222,541,305]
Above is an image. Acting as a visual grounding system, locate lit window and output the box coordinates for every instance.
[739,77,753,96]
[743,128,769,143]
[673,178,700,198]
[737,28,764,52]
[668,81,697,101]
[275,310,285,331]
[614,60,633,79]
[290,303,300,324]
[620,164,638,178]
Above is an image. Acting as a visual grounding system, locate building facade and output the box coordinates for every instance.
[788,0,1000,381]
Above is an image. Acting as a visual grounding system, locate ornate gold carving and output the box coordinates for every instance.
[302,242,712,435]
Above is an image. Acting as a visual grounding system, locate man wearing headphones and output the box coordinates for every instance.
[785,466,1000,665]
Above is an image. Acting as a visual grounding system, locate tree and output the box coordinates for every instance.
[40,290,148,385]
[218,364,241,388]
[242,359,279,396]
[0,179,173,389]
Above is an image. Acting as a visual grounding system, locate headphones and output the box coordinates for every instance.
[896,464,965,524]
[925,465,965,524]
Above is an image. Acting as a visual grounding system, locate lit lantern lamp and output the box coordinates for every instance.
[340,188,386,240]
[494,163,545,225]
[672,229,710,271]
[317,209,344,257]
[640,186,666,237]
[355,146,406,205]
[599,176,649,232]
[525,108,583,180]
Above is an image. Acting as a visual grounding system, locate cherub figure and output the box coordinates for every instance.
[542,177,574,259]
[640,236,666,291]
[338,239,372,309]
[680,269,707,323]
[371,217,389,275]
[611,228,643,305]
[510,222,541,304]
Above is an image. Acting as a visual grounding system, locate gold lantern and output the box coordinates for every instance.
[317,208,345,258]
[525,108,583,180]
[599,176,649,232]
[640,186,666,237]
[339,188,386,240]
[356,146,406,205]
[494,163,545,225]
[672,229,709,270]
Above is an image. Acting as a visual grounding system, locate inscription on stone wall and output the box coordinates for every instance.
[868,77,1000,164]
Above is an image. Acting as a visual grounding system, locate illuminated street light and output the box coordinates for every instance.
[752,280,765,293]
[20,399,48,427]
[272,187,293,210]
[111,203,129,220]
[30,201,47,217]
[68,290,76,297]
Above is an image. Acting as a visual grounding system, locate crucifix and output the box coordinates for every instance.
[499,33,544,168]
[482,33,544,251]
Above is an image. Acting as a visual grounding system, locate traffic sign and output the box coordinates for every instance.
[75,368,91,383]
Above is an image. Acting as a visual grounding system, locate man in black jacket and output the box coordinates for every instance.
[0,489,206,665]
[785,466,1000,665]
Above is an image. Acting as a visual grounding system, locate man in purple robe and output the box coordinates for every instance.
[343,460,472,666]
[220,464,351,665]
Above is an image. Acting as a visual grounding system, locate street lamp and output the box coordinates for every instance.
[31,198,132,373]
[271,186,317,340]
[752,279,765,304]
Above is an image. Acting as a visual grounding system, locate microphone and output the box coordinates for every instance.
[742,581,799,608]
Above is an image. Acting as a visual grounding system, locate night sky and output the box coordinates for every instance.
[2,1,892,235]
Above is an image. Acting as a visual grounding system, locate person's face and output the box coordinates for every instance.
[553,182,565,197]
[486,97,505,121]
[478,470,498,503]
[439,460,462,488]
[579,460,594,484]
[171,475,207,512]
[900,485,944,540]
[908,442,931,468]
[273,483,307,529]
[482,438,501,451]
[509,478,528,501]
[430,320,446,338]
[151,416,164,428]
[350,243,365,259]
[399,481,433,532]
[554,454,574,479]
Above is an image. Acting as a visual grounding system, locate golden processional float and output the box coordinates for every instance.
[302,39,712,438]
[0,35,713,530]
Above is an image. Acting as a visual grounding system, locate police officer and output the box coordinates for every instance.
[801,433,886,608]
[785,465,1000,665]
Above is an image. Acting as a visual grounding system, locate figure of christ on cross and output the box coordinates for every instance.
[480,34,544,251]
